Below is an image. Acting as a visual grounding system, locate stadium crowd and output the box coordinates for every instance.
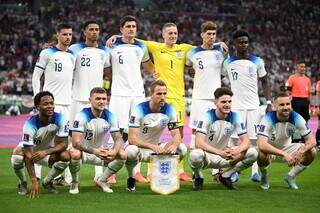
[0,0,319,97]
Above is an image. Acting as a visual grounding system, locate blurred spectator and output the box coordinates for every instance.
[0,0,319,98]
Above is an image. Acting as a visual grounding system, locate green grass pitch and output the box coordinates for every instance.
[0,148,319,213]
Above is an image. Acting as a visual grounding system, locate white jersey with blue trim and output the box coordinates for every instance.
[222,55,266,109]
[129,101,179,145]
[20,112,68,152]
[69,43,111,101]
[34,46,75,105]
[186,45,224,99]
[258,111,311,149]
[70,107,120,148]
[109,37,150,96]
[196,109,247,149]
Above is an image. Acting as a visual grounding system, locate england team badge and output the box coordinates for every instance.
[176,51,183,59]
[150,154,179,195]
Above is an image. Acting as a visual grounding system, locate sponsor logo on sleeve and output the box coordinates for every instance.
[73,120,79,128]
[129,116,135,124]
[23,134,30,142]
[258,125,265,132]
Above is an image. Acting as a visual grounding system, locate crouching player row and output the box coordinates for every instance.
[189,88,317,190]
[68,87,126,194]
[125,80,187,191]
[11,91,70,198]
[256,93,317,190]
[189,87,257,190]
[11,88,126,197]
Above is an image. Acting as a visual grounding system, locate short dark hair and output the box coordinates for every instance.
[120,15,139,28]
[162,22,177,32]
[232,29,250,41]
[90,87,106,96]
[83,20,99,30]
[150,80,167,94]
[274,92,289,101]
[34,91,54,106]
[56,23,72,32]
[214,87,233,99]
[201,21,217,33]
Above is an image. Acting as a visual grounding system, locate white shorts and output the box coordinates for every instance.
[189,98,215,129]
[231,108,261,140]
[54,104,71,121]
[200,147,256,169]
[69,100,91,122]
[273,143,304,162]
[109,95,145,129]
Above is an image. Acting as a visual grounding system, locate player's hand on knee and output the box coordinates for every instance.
[94,147,107,158]
[105,149,117,160]
[152,145,164,154]
[292,150,303,165]
[163,143,177,154]
[283,153,295,166]
[219,149,230,159]
[31,150,47,162]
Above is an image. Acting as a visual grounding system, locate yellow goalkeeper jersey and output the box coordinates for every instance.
[142,40,193,99]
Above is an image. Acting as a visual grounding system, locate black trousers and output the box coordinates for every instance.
[291,97,310,121]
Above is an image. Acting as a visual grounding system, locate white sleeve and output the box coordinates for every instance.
[257,116,271,138]
[56,115,69,138]
[257,57,267,78]
[168,106,179,131]
[21,121,36,147]
[233,112,247,136]
[185,51,192,67]
[293,112,311,137]
[196,113,211,135]
[32,67,44,96]
[70,112,86,133]
[129,106,142,128]
[32,50,48,96]
[104,48,111,68]
[141,45,150,63]
[221,58,228,77]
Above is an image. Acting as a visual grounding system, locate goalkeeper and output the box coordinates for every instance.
[68,87,126,194]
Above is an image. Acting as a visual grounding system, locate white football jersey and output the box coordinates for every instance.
[20,112,68,152]
[109,37,150,96]
[196,109,247,149]
[222,55,266,109]
[34,46,75,105]
[258,111,311,149]
[69,43,111,101]
[129,101,178,145]
[186,45,224,99]
[70,107,120,148]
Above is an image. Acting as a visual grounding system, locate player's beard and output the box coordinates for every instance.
[159,101,165,107]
